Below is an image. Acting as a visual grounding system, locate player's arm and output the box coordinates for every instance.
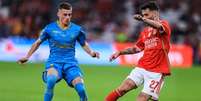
[17,27,48,64]
[109,46,142,62]
[17,39,42,64]
[82,41,100,59]
[133,14,165,34]
[78,27,100,59]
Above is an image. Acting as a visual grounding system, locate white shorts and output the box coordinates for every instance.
[127,67,164,100]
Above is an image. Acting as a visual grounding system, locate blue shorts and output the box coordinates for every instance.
[42,62,83,87]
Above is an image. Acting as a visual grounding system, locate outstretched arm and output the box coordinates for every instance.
[82,41,100,59]
[133,14,163,30]
[109,46,142,62]
[17,39,42,64]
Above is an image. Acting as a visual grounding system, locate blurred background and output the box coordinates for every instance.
[0,0,201,101]
[0,0,200,65]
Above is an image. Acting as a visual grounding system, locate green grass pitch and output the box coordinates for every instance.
[0,62,201,101]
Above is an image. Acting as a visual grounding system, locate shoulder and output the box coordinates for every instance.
[70,22,83,31]
[41,22,57,33]
[42,22,58,34]
[45,22,57,29]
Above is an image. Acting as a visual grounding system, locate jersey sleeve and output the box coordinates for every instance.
[77,28,86,46]
[39,27,49,42]
[135,33,144,51]
[160,20,171,35]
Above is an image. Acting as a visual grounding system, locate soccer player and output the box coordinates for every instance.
[17,2,100,101]
[105,1,171,101]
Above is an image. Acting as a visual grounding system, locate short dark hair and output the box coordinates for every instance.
[58,2,72,10]
[140,1,159,11]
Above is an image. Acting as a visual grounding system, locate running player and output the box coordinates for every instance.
[105,1,171,101]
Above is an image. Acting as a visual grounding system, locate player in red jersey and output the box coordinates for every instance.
[105,1,171,101]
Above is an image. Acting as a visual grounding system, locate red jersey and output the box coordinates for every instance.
[135,20,171,75]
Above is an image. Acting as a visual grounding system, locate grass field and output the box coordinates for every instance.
[0,62,201,101]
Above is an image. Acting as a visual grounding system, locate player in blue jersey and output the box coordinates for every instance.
[17,2,99,101]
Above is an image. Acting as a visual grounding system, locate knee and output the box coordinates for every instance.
[117,86,131,96]
[46,75,57,88]
[136,92,150,101]
[117,88,127,96]
[117,79,137,96]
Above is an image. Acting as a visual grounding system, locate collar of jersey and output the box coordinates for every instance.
[56,21,71,30]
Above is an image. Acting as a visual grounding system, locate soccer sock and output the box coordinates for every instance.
[74,83,88,101]
[105,89,122,101]
[44,75,57,101]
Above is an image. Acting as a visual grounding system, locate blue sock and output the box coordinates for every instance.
[44,75,57,101]
[74,83,88,101]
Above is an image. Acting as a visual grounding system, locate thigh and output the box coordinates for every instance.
[127,67,144,87]
[142,71,164,100]
[117,67,145,94]
[63,66,83,87]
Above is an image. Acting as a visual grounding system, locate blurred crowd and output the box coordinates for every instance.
[0,0,201,64]
[0,0,52,38]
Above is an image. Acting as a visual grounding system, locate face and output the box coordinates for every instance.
[57,8,72,26]
[141,8,156,20]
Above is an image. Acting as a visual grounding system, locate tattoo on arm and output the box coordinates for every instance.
[119,46,142,55]
[119,48,135,55]
[142,18,162,29]
[120,48,134,55]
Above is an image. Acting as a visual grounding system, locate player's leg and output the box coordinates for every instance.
[105,78,137,101]
[72,77,87,101]
[43,63,61,101]
[137,69,164,101]
[105,67,144,101]
[136,92,151,101]
[63,66,87,101]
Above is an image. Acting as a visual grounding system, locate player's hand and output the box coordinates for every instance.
[17,57,29,64]
[91,51,100,59]
[109,51,121,62]
[133,14,143,21]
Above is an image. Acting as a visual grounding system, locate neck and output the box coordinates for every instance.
[57,20,70,29]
